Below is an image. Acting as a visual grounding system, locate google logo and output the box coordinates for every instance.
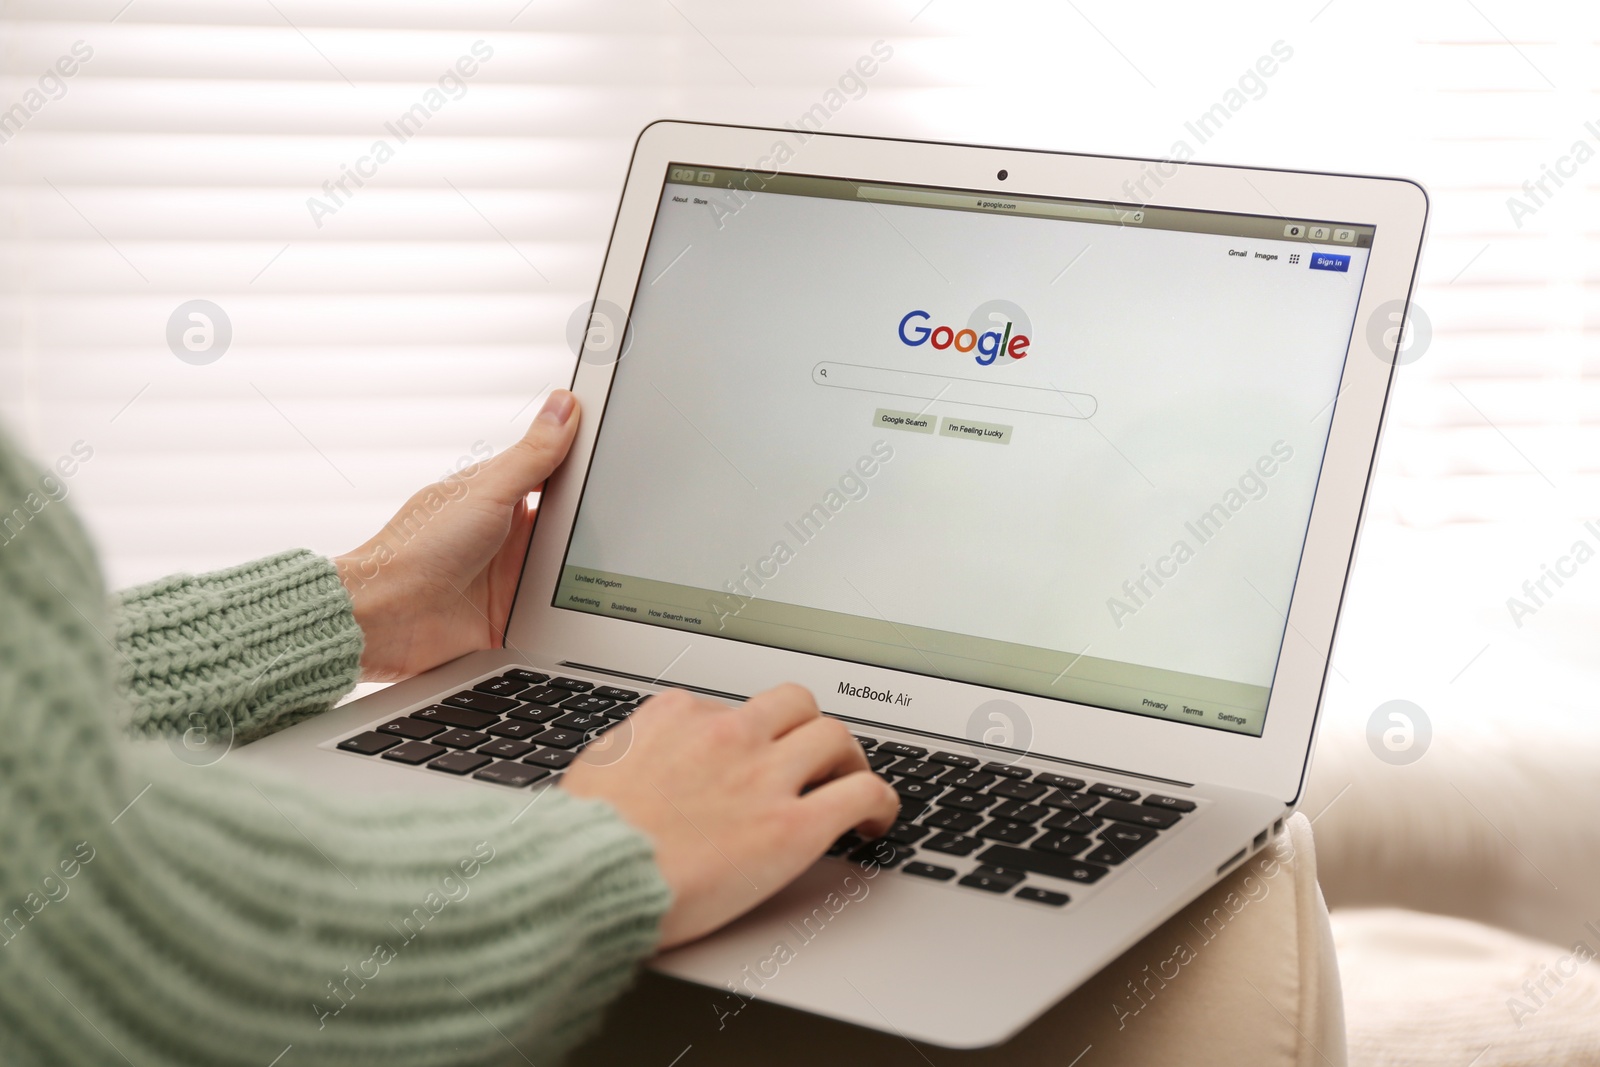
[897,310,1031,366]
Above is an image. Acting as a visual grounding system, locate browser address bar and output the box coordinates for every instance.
[856,185,1144,224]
[812,362,1097,420]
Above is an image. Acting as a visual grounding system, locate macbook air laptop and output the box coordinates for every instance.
[235,121,1427,1048]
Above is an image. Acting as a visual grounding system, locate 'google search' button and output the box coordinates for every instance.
[1308,252,1350,272]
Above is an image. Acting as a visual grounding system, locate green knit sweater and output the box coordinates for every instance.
[0,430,671,1065]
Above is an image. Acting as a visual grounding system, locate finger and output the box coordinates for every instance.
[774,716,870,788]
[485,495,535,645]
[797,770,900,847]
[632,687,696,720]
[476,389,580,505]
[744,682,821,738]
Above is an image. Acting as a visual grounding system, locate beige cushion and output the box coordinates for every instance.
[1305,720,1600,948]
[1336,907,1600,1067]
[573,813,1342,1066]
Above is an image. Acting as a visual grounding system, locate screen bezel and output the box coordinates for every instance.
[505,120,1427,805]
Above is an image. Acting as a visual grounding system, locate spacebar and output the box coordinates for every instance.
[978,845,1111,884]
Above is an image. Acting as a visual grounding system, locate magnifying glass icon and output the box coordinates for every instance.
[819,367,827,377]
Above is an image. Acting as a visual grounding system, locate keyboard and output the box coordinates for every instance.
[333,668,643,789]
[333,667,1199,908]
[836,733,1196,908]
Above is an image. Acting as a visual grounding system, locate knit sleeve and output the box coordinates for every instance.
[0,433,672,1065]
[33,750,673,1065]
[111,550,364,744]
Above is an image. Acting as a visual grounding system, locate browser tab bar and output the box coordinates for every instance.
[667,164,1375,244]
[856,184,1144,225]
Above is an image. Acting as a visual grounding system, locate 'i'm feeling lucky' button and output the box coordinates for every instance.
[939,416,1011,444]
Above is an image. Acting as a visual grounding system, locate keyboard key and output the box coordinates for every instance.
[991,779,1049,802]
[902,862,957,881]
[1088,783,1141,803]
[530,727,585,750]
[924,808,982,833]
[474,677,529,697]
[414,705,499,731]
[1086,844,1136,865]
[854,735,877,749]
[478,738,536,760]
[381,741,446,765]
[929,751,979,768]
[503,669,550,684]
[474,761,550,788]
[977,844,1110,884]
[990,801,1050,823]
[1041,790,1100,812]
[959,865,1025,893]
[897,798,930,822]
[887,759,940,781]
[867,751,900,771]
[603,704,637,720]
[978,820,1037,845]
[983,762,1032,779]
[938,769,997,792]
[553,711,610,731]
[442,691,519,715]
[1042,812,1099,836]
[827,831,863,857]
[1035,773,1086,792]
[338,731,401,755]
[923,833,981,857]
[1093,830,1154,865]
[1102,823,1159,849]
[523,748,576,770]
[487,719,543,741]
[434,729,491,750]
[894,779,945,802]
[547,677,594,692]
[429,751,493,776]
[1016,887,1070,906]
[1144,794,1197,813]
[850,840,913,869]
[938,791,997,814]
[593,686,640,701]
[380,717,446,740]
[506,703,565,724]
[520,685,568,705]
[1097,800,1180,830]
[560,695,616,714]
[885,821,930,845]
[876,742,927,759]
[1030,831,1092,857]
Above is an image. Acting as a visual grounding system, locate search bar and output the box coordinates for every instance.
[856,185,1143,225]
[812,362,1097,420]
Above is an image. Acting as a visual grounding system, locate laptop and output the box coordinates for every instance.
[234,121,1427,1048]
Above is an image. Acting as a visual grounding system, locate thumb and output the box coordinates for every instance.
[477,389,581,505]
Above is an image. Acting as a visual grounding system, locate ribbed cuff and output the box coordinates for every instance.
[112,549,363,743]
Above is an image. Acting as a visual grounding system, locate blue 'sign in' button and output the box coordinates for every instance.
[1309,252,1350,272]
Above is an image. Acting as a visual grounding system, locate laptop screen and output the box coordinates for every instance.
[553,164,1375,737]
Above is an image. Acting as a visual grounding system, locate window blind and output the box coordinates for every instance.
[0,0,1587,596]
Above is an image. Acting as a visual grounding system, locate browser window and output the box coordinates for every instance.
[555,165,1374,736]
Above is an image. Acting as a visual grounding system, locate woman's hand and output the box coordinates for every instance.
[563,684,900,949]
[335,389,579,682]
